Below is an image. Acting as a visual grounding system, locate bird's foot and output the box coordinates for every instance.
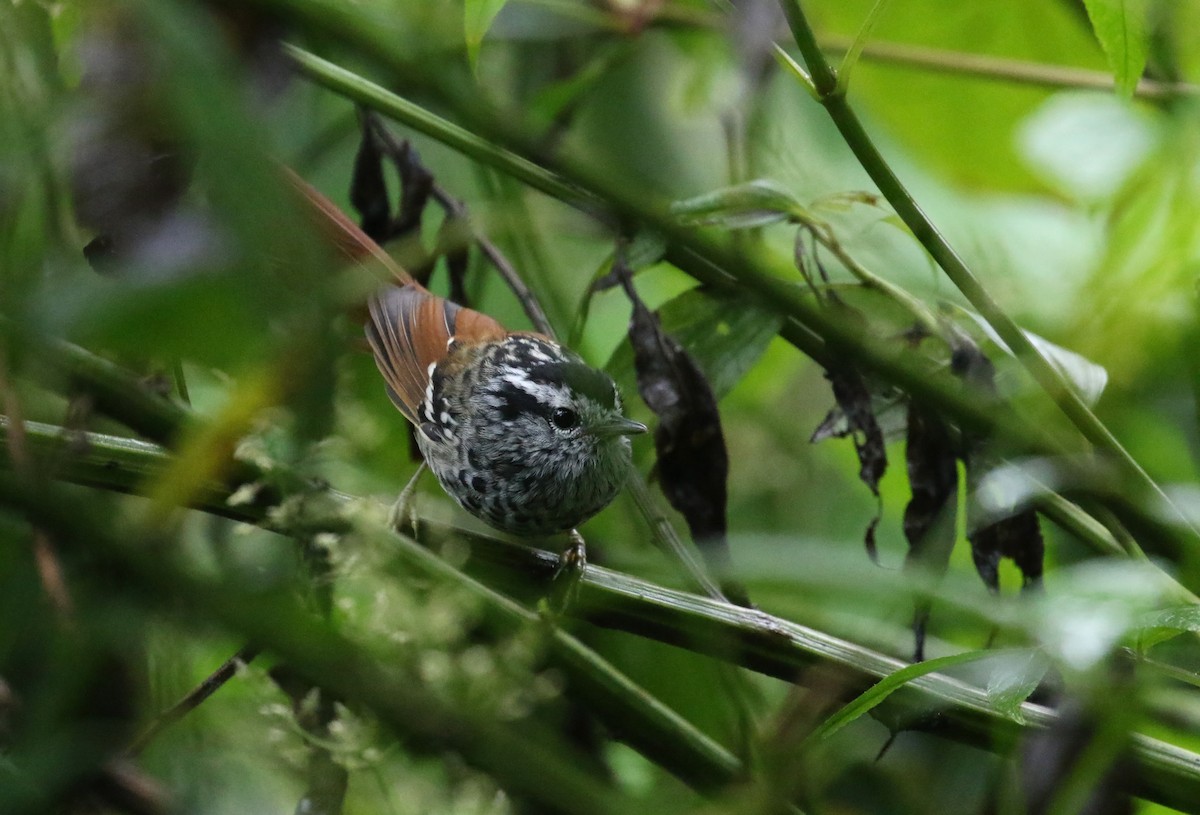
[387,462,427,537]
[548,529,587,614]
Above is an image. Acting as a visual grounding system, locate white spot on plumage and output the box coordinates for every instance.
[421,362,438,423]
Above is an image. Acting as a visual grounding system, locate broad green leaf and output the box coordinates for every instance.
[670,180,809,230]
[1018,93,1156,203]
[1080,0,1148,97]
[465,0,509,73]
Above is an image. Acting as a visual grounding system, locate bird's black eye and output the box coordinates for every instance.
[551,407,579,430]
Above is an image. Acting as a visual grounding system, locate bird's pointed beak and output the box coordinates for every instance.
[589,417,648,438]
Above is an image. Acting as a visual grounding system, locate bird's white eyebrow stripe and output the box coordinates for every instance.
[500,370,547,396]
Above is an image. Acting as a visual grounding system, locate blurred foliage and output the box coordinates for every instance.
[5,0,1200,813]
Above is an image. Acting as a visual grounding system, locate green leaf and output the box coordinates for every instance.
[1135,606,1200,650]
[809,190,883,213]
[465,0,509,73]
[670,181,809,230]
[1024,331,1109,407]
[986,650,1049,723]
[960,311,1109,406]
[1081,0,1148,97]
[607,288,784,401]
[529,43,625,127]
[809,649,1003,742]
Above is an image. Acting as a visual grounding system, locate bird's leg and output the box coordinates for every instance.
[388,461,427,537]
[549,529,587,613]
[557,529,587,574]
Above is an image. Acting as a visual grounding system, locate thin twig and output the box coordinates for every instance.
[127,644,260,756]
[430,182,556,337]
[820,35,1200,100]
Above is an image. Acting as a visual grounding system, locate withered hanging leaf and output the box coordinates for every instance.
[824,367,887,495]
[389,140,434,243]
[616,258,746,605]
[819,364,888,560]
[810,391,907,444]
[902,404,958,661]
[606,287,782,402]
[349,116,392,242]
[953,334,1045,592]
[967,507,1044,592]
[353,114,435,270]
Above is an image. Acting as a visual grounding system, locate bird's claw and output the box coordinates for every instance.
[548,530,587,614]
[388,462,426,537]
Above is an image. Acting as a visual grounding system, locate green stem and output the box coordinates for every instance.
[820,36,1199,100]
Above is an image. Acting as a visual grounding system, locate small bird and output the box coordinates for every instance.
[287,169,646,544]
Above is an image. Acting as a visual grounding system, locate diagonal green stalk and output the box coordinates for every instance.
[775,0,1197,540]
